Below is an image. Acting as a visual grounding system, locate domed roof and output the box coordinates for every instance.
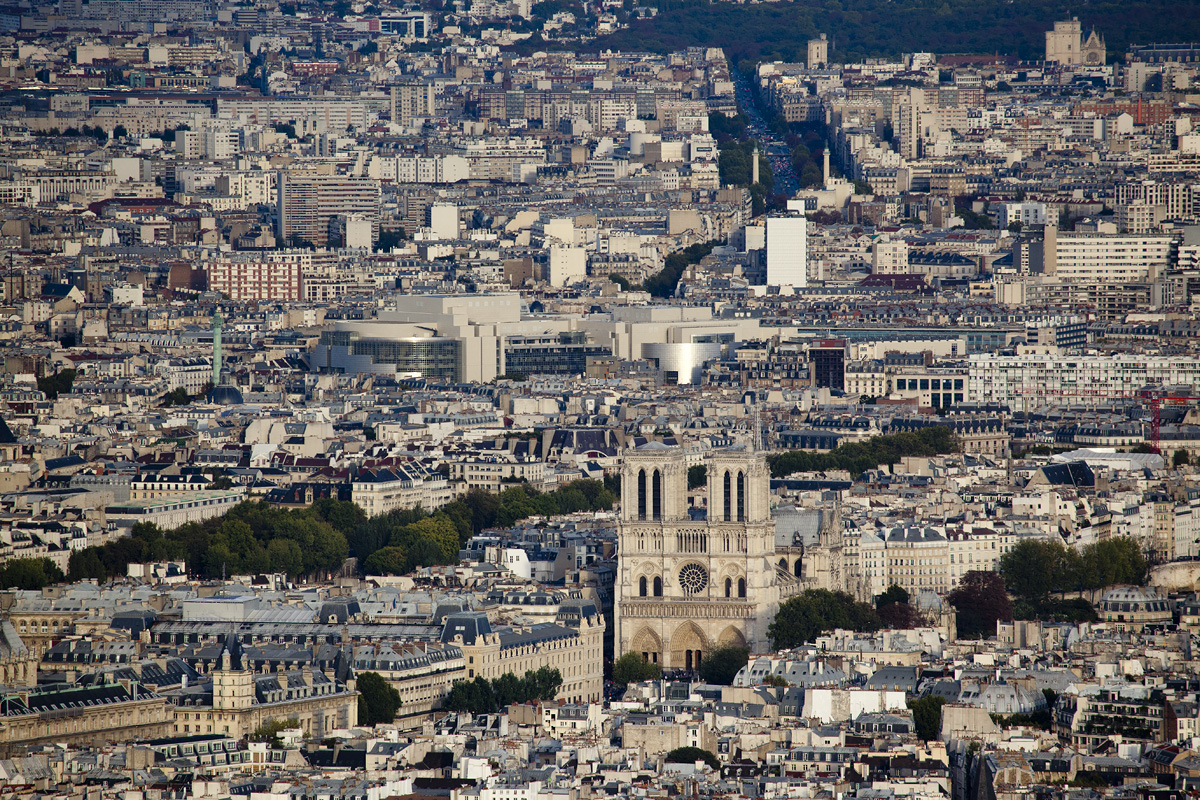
[208,384,244,405]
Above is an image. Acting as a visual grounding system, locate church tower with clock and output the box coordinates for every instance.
[614,442,785,672]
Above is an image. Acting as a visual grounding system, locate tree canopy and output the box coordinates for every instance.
[947,570,1012,639]
[587,0,1199,64]
[442,667,563,714]
[37,369,76,400]
[357,671,402,726]
[908,695,946,741]
[0,558,64,590]
[613,652,662,687]
[665,746,720,771]
[768,426,958,478]
[697,645,749,686]
[64,479,617,587]
[641,240,720,298]
[768,588,880,649]
[999,536,1147,608]
[68,504,349,582]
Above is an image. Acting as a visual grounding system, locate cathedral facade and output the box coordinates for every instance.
[614,443,845,672]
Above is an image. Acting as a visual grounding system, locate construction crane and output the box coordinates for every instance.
[1137,387,1195,454]
[1009,386,1195,454]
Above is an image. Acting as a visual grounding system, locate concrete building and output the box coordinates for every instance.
[967,352,1200,406]
[441,603,605,704]
[766,214,807,287]
[277,173,379,248]
[871,237,908,274]
[390,82,436,126]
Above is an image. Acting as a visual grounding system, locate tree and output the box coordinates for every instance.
[908,695,946,741]
[1175,449,1191,467]
[768,427,958,478]
[161,387,190,407]
[357,671,402,726]
[0,558,65,590]
[442,668,562,714]
[698,645,749,685]
[609,273,631,291]
[67,549,107,582]
[363,545,408,575]
[1076,537,1146,591]
[947,570,1011,639]
[999,538,1074,604]
[665,747,720,771]
[641,240,720,298]
[876,584,909,608]
[768,589,880,649]
[762,673,789,687]
[249,717,301,746]
[687,464,707,490]
[37,369,77,400]
[878,601,922,629]
[612,652,662,686]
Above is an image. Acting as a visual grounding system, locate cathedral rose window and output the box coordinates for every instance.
[678,563,709,594]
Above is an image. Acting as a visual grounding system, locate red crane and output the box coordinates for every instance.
[1013,387,1196,455]
[1137,387,1195,454]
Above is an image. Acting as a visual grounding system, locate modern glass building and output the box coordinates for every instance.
[313,330,462,381]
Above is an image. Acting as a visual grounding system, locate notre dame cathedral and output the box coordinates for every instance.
[614,443,846,671]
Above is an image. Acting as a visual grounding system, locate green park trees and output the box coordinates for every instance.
[768,589,880,649]
[947,570,1011,639]
[62,478,615,585]
[908,695,946,741]
[767,427,958,478]
[613,652,662,686]
[442,667,563,714]
[665,747,720,770]
[698,645,750,685]
[999,536,1145,621]
[0,558,64,590]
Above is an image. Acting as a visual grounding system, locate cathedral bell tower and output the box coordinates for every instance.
[615,443,780,672]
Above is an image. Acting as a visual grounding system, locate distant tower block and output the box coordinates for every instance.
[807,34,828,69]
[752,146,760,185]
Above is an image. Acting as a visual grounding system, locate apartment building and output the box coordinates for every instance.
[447,457,546,493]
[1040,227,1177,284]
[390,82,436,126]
[206,253,304,302]
[967,353,1200,406]
[276,173,380,248]
[443,605,605,705]
[856,525,1019,598]
[351,465,454,517]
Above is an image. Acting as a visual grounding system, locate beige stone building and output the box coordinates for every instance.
[164,651,359,739]
[0,679,173,754]
[442,600,605,705]
[352,641,466,725]
[614,445,844,671]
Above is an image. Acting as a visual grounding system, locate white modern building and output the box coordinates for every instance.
[766,214,807,287]
[967,352,1200,406]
